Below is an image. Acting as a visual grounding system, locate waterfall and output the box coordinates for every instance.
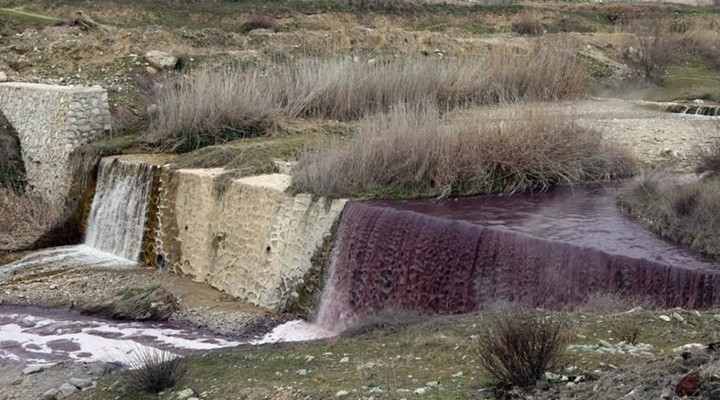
[316,186,720,333]
[1,158,156,274]
[85,158,155,261]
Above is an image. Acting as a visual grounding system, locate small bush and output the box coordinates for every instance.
[617,325,641,345]
[477,310,569,388]
[348,0,412,10]
[239,14,277,34]
[291,104,637,198]
[621,18,679,82]
[511,18,543,36]
[127,347,187,394]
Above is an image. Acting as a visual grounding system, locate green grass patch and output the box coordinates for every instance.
[70,308,720,400]
[645,64,720,102]
[0,7,62,25]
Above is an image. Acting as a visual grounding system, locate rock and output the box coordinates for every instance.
[709,388,720,400]
[69,377,92,389]
[145,51,178,69]
[713,314,720,323]
[339,357,349,363]
[40,388,60,400]
[660,387,674,399]
[659,315,672,322]
[297,369,308,376]
[22,364,47,375]
[676,371,700,396]
[452,371,464,377]
[146,66,158,75]
[336,390,349,397]
[58,383,79,397]
[177,388,195,400]
[0,72,7,82]
[672,312,685,322]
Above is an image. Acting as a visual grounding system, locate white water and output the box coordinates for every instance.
[2,158,155,272]
[85,158,155,262]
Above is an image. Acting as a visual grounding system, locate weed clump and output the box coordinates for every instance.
[127,347,188,394]
[477,310,569,388]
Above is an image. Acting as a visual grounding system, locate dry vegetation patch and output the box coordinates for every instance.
[291,104,637,198]
[618,174,720,260]
[146,38,587,152]
[0,190,63,252]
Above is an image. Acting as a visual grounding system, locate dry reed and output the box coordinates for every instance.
[147,38,587,151]
[291,104,637,198]
[0,189,61,251]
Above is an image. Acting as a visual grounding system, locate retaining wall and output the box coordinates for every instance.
[155,170,346,311]
[0,83,111,202]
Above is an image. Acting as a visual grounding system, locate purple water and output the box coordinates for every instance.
[317,185,720,332]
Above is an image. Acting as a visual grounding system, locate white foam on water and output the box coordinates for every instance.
[1,245,135,276]
[252,320,337,344]
[0,312,240,366]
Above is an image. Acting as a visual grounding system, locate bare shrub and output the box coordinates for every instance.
[147,39,587,151]
[477,309,569,388]
[291,104,637,198]
[621,18,679,82]
[511,18,543,36]
[0,189,63,251]
[127,347,187,394]
[683,29,720,71]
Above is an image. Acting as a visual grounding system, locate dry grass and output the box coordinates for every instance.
[477,309,569,388]
[146,38,587,151]
[696,134,720,175]
[0,189,62,251]
[291,104,637,199]
[618,173,720,260]
[683,29,720,71]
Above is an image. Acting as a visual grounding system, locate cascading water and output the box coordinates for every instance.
[85,158,155,261]
[1,158,156,274]
[316,185,720,333]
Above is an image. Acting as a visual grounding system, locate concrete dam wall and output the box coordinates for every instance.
[0,82,111,203]
[153,169,346,312]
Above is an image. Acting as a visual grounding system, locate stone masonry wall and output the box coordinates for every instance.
[156,170,346,311]
[0,83,111,203]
